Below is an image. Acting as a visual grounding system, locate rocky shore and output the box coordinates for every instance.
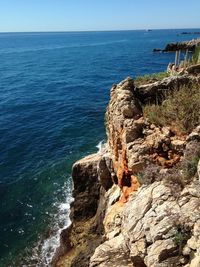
[54,65,200,267]
[153,38,200,52]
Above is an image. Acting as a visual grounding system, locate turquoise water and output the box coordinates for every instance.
[0,30,199,266]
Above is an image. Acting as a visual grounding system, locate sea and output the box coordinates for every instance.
[0,29,199,267]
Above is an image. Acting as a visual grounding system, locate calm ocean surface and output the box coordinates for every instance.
[0,29,199,266]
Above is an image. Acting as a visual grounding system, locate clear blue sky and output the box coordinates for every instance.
[0,0,200,32]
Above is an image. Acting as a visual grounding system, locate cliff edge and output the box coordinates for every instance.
[55,65,200,267]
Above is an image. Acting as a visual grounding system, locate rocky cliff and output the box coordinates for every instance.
[55,66,200,267]
[153,38,200,52]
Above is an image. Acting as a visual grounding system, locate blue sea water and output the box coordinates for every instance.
[0,29,199,266]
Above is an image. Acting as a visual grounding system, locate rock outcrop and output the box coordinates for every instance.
[135,75,199,104]
[91,178,200,267]
[55,154,104,267]
[153,38,200,52]
[181,32,200,35]
[55,69,200,267]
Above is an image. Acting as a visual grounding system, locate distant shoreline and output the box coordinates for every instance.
[0,27,200,34]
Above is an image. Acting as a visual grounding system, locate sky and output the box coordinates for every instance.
[0,0,200,32]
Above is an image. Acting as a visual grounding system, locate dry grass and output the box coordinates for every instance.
[143,83,200,134]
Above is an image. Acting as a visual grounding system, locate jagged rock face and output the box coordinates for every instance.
[135,75,200,104]
[72,153,102,220]
[55,153,105,267]
[123,181,200,267]
[56,152,117,267]
[89,77,200,267]
[105,77,187,202]
[153,38,200,52]
[90,128,200,267]
[56,74,200,267]
[97,153,114,191]
[106,78,144,201]
[90,234,133,267]
[90,180,200,267]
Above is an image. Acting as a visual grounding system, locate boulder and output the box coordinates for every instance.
[97,154,113,191]
[135,75,194,104]
[72,153,101,220]
[187,126,200,142]
[145,239,178,266]
[90,235,132,267]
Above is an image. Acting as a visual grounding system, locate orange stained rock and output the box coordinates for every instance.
[120,186,133,203]
[164,154,181,168]
[109,125,141,203]
[113,140,130,188]
[119,175,140,204]
[169,124,188,138]
[153,153,181,168]
[131,175,140,191]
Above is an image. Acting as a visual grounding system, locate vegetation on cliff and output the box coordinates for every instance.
[138,140,200,188]
[143,83,200,134]
[135,71,170,86]
[193,45,200,64]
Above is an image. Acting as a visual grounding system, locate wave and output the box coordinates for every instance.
[96,139,107,153]
[33,140,105,265]
[28,180,73,267]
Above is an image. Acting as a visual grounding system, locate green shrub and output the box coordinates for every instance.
[174,225,191,255]
[143,83,200,134]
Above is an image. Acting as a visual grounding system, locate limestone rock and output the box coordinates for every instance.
[55,153,106,267]
[97,154,113,191]
[72,153,101,220]
[190,256,200,267]
[135,75,194,105]
[145,239,178,267]
[56,73,200,267]
[187,126,200,142]
[89,181,200,267]
[104,202,123,239]
[90,235,132,267]
[171,139,186,152]
[153,38,200,52]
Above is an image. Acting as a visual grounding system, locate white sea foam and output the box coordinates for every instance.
[96,139,106,153]
[29,179,73,267]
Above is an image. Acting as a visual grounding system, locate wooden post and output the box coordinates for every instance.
[185,49,189,66]
[178,50,181,66]
[175,51,178,67]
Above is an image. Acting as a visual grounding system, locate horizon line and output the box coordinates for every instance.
[0,27,200,34]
